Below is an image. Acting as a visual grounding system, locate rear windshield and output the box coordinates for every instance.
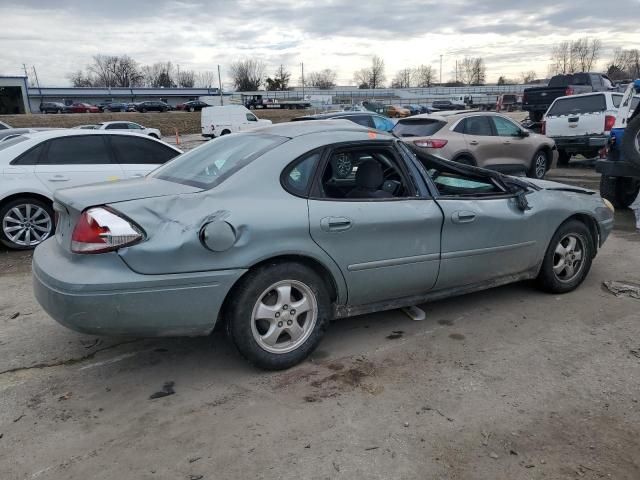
[546,94,606,116]
[393,119,446,137]
[612,94,623,108]
[549,73,590,87]
[152,133,287,189]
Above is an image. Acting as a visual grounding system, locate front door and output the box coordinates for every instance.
[490,115,536,171]
[35,135,124,192]
[307,142,443,305]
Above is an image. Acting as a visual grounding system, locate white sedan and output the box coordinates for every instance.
[0,130,181,249]
[94,121,162,139]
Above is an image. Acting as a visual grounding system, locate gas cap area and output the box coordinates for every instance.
[200,221,237,252]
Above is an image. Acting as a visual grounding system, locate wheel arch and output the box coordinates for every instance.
[560,213,600,253]
[0,191,53,211]
[217,253,345,329]
[452,151,477,165]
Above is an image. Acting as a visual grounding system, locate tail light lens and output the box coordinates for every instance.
[414,139,448,148]
[541,121,546,135]
[604,115,616,132]
[71,207,144,254]
[565,87,575,96]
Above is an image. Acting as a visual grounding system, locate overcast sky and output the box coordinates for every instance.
[1,0,639,87]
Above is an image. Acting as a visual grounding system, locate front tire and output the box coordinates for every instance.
[0,198,54,250]
[536,220,594,294]
[528,149,548,179]
[226,263,330,370]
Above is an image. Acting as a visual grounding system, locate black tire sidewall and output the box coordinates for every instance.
[226,263,331,370]
[557,149,570,166]
[536,220,594,294]
[600,175,640,209]
[528,150,547,179]
[0,198,54,250]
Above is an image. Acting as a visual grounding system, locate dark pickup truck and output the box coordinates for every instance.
[523,73,614,122]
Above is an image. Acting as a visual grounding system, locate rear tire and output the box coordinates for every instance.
[621,114,640,168]
[226,263,330,370]
[599,175,640,209]
[536,220,594,294]
[0,197,54,250]
[557,149,571,167]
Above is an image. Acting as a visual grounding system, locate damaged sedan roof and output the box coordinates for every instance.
[250,119,394,139]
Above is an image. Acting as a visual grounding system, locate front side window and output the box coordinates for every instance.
[283,152,320,196]
[152,133,287,189]
[612,94,623,108]
[317,146,412,200]
[492,116,521,137]
[110,135,178,165]
[42,136,111,165]
[246,113,257,122]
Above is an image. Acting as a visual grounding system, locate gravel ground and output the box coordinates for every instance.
[1,166,639,480]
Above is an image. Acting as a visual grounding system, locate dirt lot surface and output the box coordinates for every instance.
[0,109,316,135]
[1,165,639,479]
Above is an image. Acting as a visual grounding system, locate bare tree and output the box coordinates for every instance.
[497,76,517,85]
[549,37,602,75]
[265,64,291,91]
[142,62,176,88]
[176,70,195,88]
[520,70,537,84]
[68,70,94,87]
[353,68,370,89]
[353,56,386,89]
[196,71,217,88]
[459,57,486,85]
[391,68,412,88]
[86,54,144,87]
[230,59,265,91]
[412,65,435,87]
[306,69,337,89]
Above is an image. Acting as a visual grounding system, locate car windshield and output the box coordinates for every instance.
[546,95,606,116]
[152,133,287,189]
[393,119,446,137]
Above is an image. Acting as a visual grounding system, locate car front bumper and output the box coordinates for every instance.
[33,239,246,337]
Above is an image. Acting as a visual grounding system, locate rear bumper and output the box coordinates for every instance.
[32,239,246,337]
[552,136,607,151]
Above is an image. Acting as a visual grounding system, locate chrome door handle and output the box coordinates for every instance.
[452,211,476,224]
[469,140,479,145]
[49,175,69,182]
[320,217,353,232]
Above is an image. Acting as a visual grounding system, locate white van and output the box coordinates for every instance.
[201,105,272,138]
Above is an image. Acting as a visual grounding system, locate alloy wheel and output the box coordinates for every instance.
[2,203,52,247]
[250,280,318,354]
[535,153,547,178]
[552,234,585,282]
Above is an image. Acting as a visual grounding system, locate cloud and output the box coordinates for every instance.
[1,0,639,86]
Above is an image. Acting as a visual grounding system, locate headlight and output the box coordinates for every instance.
[603,198,615,213]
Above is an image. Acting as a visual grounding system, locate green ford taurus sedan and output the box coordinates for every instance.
[33,120,614,369]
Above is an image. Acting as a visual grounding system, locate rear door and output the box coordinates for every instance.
[456,115,501,165]
[104,122,129,131]
[336,114,375,128]
[109,134,179,178]
[35,135,125,191]
[545,94,607,138]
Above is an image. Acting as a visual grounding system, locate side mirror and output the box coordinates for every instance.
[519,130,530,137]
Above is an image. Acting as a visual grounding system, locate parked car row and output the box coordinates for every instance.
[39,100,174,114]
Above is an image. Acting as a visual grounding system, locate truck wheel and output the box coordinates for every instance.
[557,149,571,167]
[599,175,640,209]
[621,114,640,168]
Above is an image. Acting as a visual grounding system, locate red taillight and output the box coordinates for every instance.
[414,139,448,149]
[604,115,616,132]
[541,120,546,135]
[71,207,143,254]
[565,87,575,96]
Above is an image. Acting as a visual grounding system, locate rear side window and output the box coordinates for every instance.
[110,136,178,165]
[105,123,128,130]
[372,115,395,131]
[152,133,287,189]
[282,151,321,196]
[393,119,446,137]
[461,116,493,136]
[41,136,111,165]
[339,115,374,128]
[612,94,623,108]
[6,139,36,158]
[547,95,606,116]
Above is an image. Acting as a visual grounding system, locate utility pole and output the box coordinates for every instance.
[177,64,180,87]
[440,55,443,85]
[32,66,42,97]
[217,65,224,106]
[301,62,305,99]
[22,64,32,113]
[455,60,458,83]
